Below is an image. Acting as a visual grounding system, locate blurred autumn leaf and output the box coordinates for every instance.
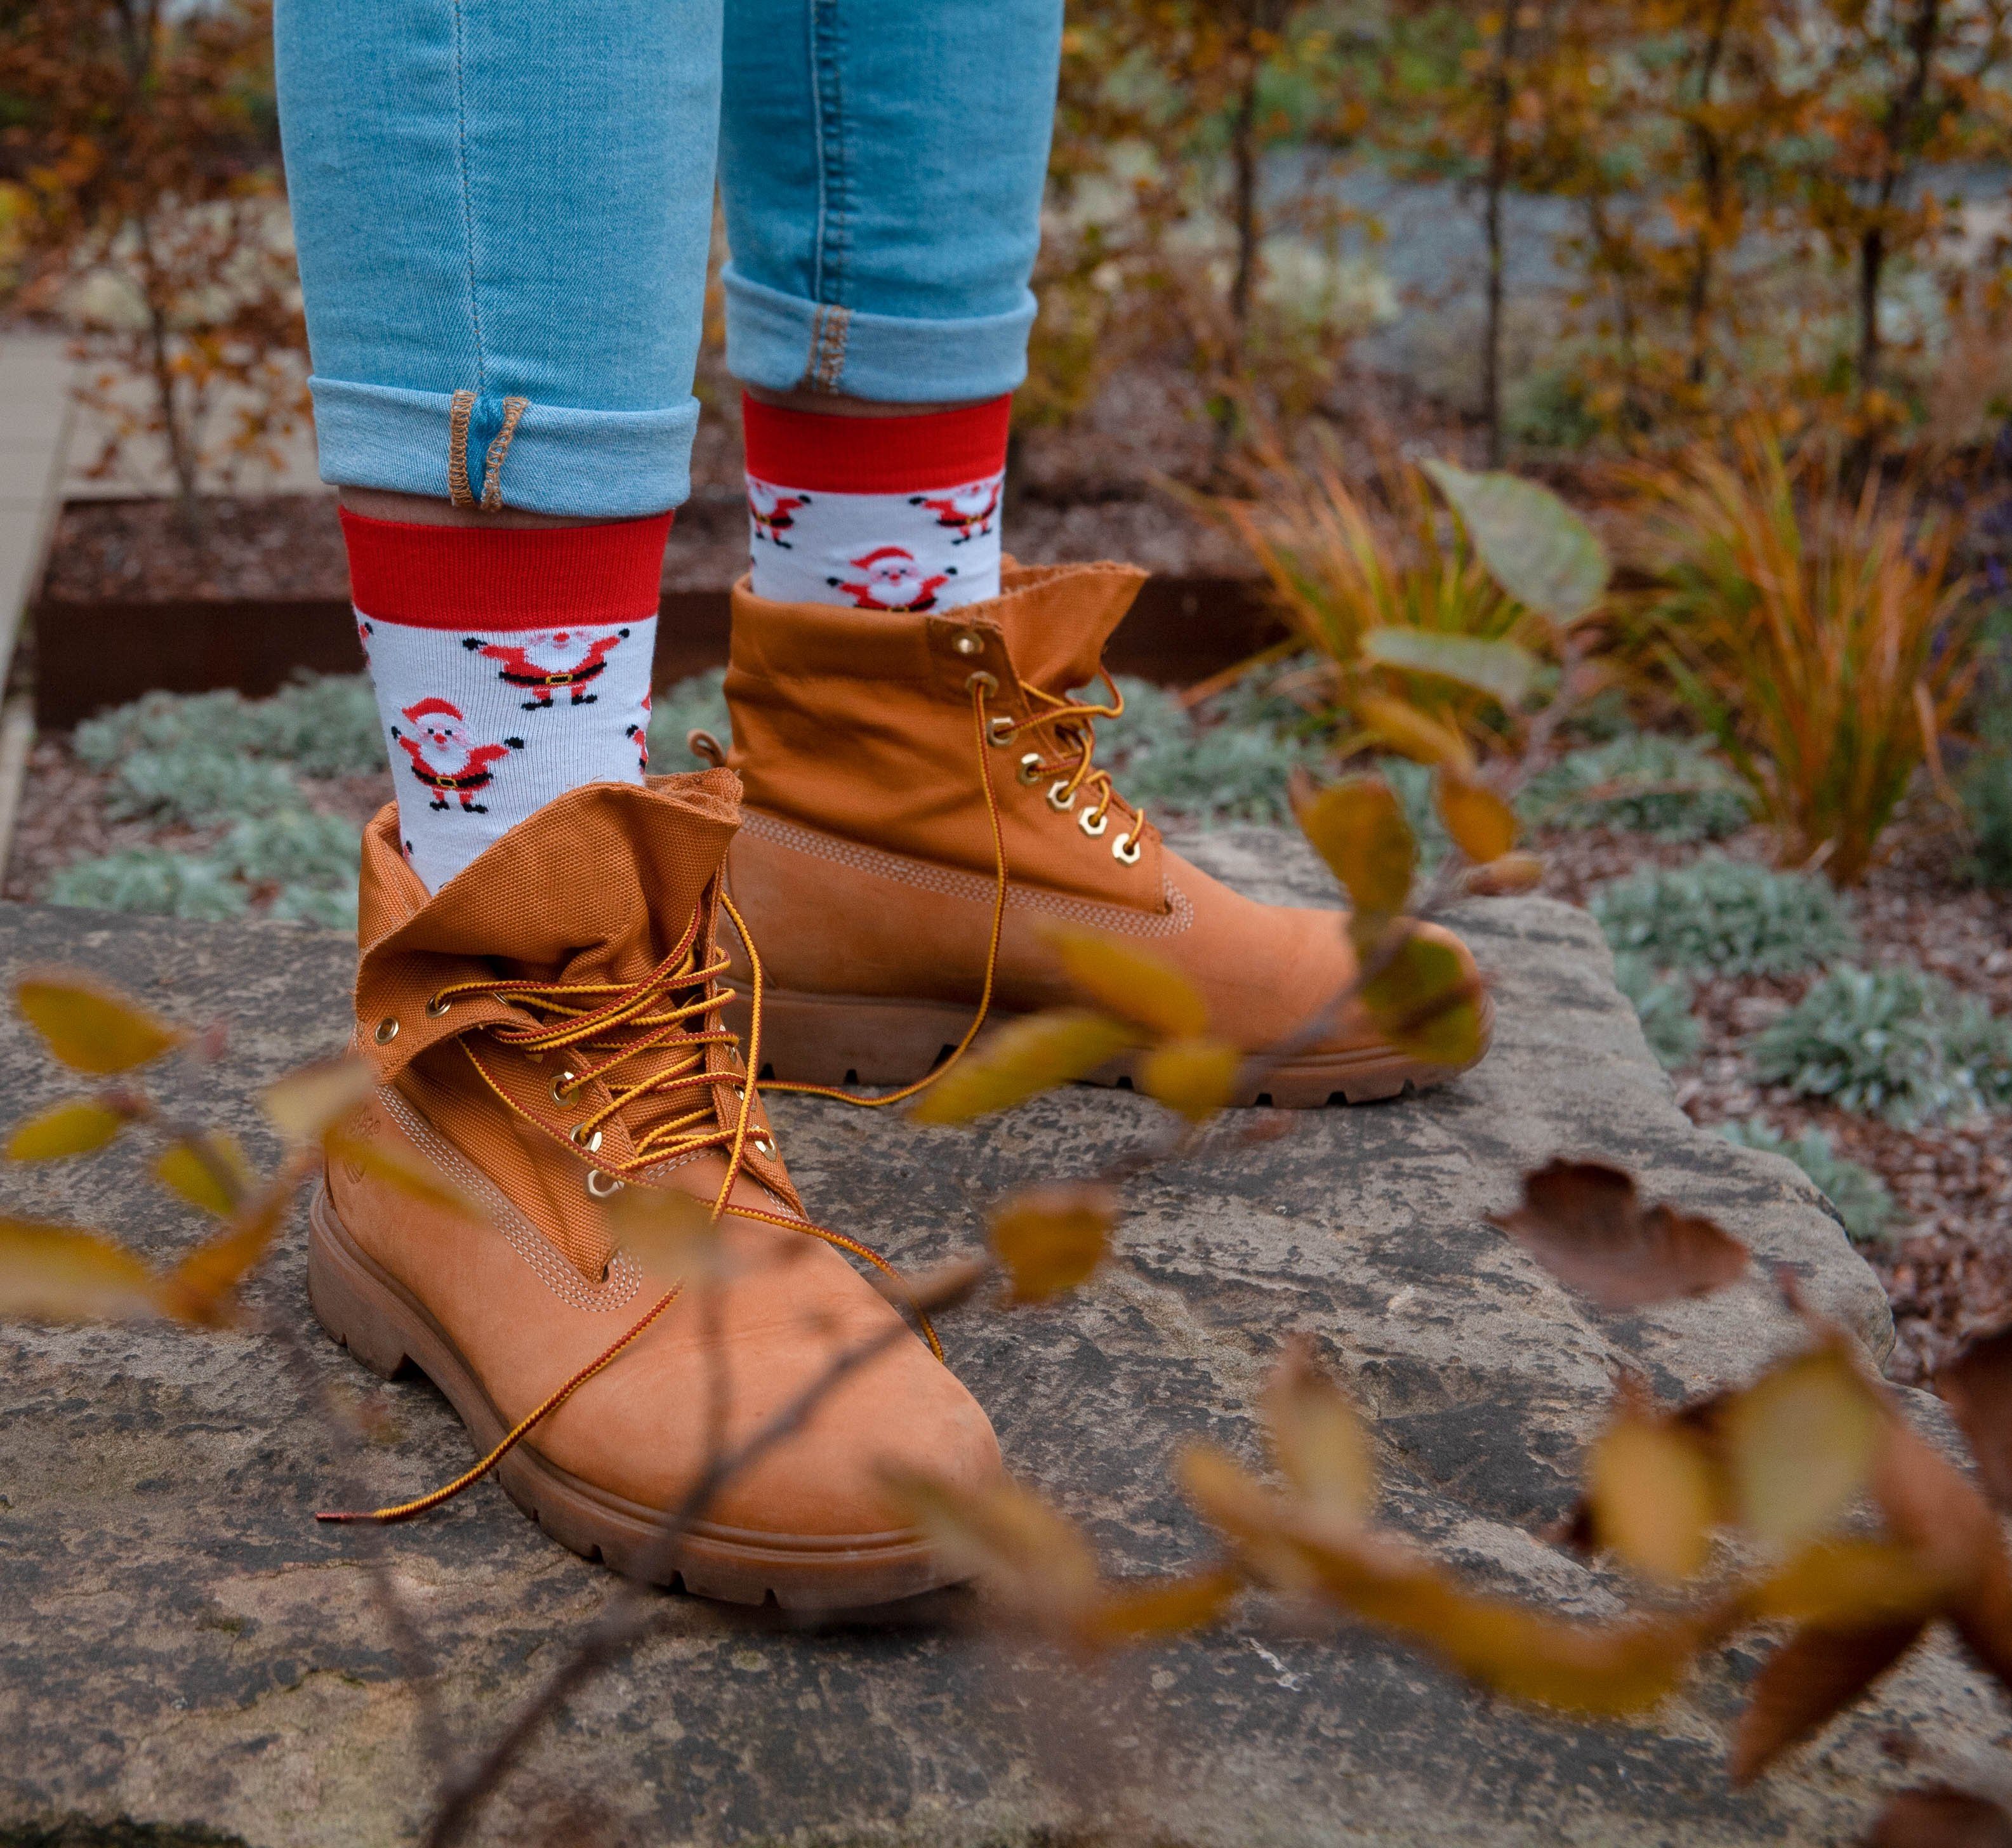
[1936,1324,2012,1515]
[1730,1617,1929,1785]
[1585,1394,1717,1585]
[1358,932,1488,1067]
[1043,927,1208,1041]
[1866,1787,2012,1848]
[1436,767,1519,866]
[0,1218,159,1323]
[152,1132,255,1217]
[989,1182,1119,1302]
[910,1010,1135,1126]
[1290,772,1416,919]
[1137,1036,1243,1122]
[1354,694,1476,772]
[1721,1346,1886,1552]
[261,1055,376,1146]
[1422,459,1613,626]
[1262,1340,1376,1527]
[608,1185,727,1285]
[17,972,182,1075]
[6,1098,127,1162]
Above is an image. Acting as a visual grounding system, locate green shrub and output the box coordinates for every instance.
[214,812,362,888]
[245,675,385,778]
[1717,1120,1896,1247]
[1589,856,1856,977]
[1519,732,1751,842]
[1101,676,1326,825]
[106,747,308,827]
[46,848,248,921]
[1612,951,1702,1069]
[1749,963,2012,1127]
[645,667,733,770]
[74,689,269,767]
[270,882,359,931]
[1959,729,2012,890]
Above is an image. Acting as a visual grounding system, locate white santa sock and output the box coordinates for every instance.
[741,393,1009,612]
[341,510,668,893]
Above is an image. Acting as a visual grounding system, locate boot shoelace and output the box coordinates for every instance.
[318,892,939,1529]
[762,668,1148,1114]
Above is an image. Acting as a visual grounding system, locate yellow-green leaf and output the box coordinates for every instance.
[1137,1037,1243,1123]
[910,1009,1135,1126]
[6,1098,126,1161]
[17,973,182,1075]
[1355,694,1476,772]
[989,1182,1118,1302]
[1585,1405,1717,1585]
[261,1056,376,1145]
[1361,627,1539,708]
[152,1133,255,1217]
[0,1218,159,1323]
[156,1198,286,1327]
[1292,774,1416,918]
[1358,932,1487,1067]
[1422,458,1612,624]
[1723,1347,1888,1552]
[1263,1340,1377,1526]
[1436,767,1519,865]
[1042,928,1208,1041]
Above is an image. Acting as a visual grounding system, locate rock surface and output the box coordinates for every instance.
[1,828,2002,1848]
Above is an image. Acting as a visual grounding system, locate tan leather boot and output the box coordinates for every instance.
[719,564,1491,1107]
[310,772,1001,1608]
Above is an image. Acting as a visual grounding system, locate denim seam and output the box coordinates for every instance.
[448,0,487,398]
[809,0,850,318]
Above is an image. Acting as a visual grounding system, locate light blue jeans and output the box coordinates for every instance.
[273,0,1062,519]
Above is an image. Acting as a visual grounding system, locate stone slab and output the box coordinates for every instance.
[0,831,2002,1848]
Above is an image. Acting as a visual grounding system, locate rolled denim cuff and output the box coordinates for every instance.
[308,378,697,518]
[722,266,1036,403]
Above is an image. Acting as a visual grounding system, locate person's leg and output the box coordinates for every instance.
[276,0,717,887]
[720,0,1062,611]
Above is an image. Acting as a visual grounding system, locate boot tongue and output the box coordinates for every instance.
[992,563,1148,697]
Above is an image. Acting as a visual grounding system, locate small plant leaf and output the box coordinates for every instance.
[17,972,183,1074]
[1361,627,1539,707]
[881,1466,1101,1619]
[1585,1400,1716,1585]
[1491,1161,1751,1310]
[1262,1339,1376,1526]
[1291,772,1417,918]
[1747,1538,1957,1629]
[0,1218,159,1322]
[1137,1037,1243,1123]
[1728,1617,1928,1786]
[261,1056,376,1145]
[1071,1568,1241,1650]
[1465,850,1544,897]
[152,1133,255,1217]
[156,1197,287,1327]
[324,1132,486,1220]
[1422,458,1612,623]
[1042,928,1208,1041]
[1358,932,1488,1067]
[910,1010,1135,1126]
[1936,1324,2012,1514]
[1436,768,1519,865]
[6,1098,126,1161]
[607,1185,727,1285]
[1355,694,1476,772]
[989,1182,1118,1303]
[1867,1788,2012,1848]
[1723,1346,1887,1551]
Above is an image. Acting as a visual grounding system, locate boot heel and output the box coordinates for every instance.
[724,985,986,1088]
[307,1182,412,1381]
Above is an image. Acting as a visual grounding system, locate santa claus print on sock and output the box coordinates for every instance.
[625,689,651,774]
[392,699,524,812]
[828,546,954,613]
[908,478,1000,546]
[748,480,809,548]
[463,626,632,710]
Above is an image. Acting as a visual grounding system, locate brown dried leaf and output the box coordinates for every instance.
[1465,851,1544,897]
[1355,694,1476,772]
[6,1098,127,1161]
[606,1185,728,1285]
[324,1132,486,1221]
[1436,767,1519,864]
[1936,1323,2012,1515]
[881,1466,1100,1618]
[156,1196,288,1328]
[261,1056,376,1145]
[152,1133,255,1217]
[1290,773,1417,918]
[17,972,182,1074]
[1724,1346,1888,1552]
[0,1218,159,1323]
[1070,1567,1241,1651]
[1730,1618,1928,1785]
[1041,928,1208,1041]
[1586,1398,1717,1585]
[1262,1339,1376,1526]
[989,1182,1118,1303]
[1867,1787,2012,1848]
[1137,1036,1243,1123]
[1358,933,1488,1068]
[909,1009,1135,1126]
[1491,1161,1750,1310]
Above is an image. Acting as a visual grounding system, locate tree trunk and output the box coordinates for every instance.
[1481,4,1524,468]
[1858,0,1944,407]
[1212,32,1264,474]
[1683,0,1736,392]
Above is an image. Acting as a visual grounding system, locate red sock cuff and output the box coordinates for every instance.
[741,393,1010,494]
[340,508,672,630]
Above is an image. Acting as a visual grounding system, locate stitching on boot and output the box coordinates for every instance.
[479,395,529,510]
[739,808,1196,939]
[447,388,477,508]
[806,304,850,392]
[375,1085,646,1312]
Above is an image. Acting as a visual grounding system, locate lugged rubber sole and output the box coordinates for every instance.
[306,1182,954,1609]
[724,984,1492,1109]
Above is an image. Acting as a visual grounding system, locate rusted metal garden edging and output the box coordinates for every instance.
[27,574,1286,729]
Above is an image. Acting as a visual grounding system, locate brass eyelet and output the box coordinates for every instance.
[753,1135,777,1159]
[1113,832,1143,866]
[572,1125,603,1152]
[373,1017,399,1045]
[585,1169,623,1199]
[987,715,1016,746]
[953,630,985,659]
[425,994,451,1018]
[1018,753,1045,786]
[1047,780,1078,814]
[1080,809,1109,838]
[550,1069,579,1104]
